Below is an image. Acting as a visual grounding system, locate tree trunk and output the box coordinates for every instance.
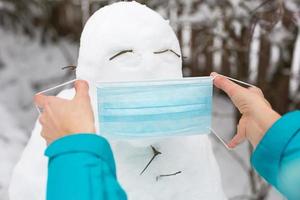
[257,33,271,91]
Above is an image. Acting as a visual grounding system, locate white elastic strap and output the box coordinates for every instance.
[35,78,78,114]
[209,127,231,150]
[35,105,41,115]
[36,78,78,95]
[212,74,255,88]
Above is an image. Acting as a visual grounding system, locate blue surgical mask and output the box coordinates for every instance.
[35,74,255,149]
[96,77,213,139]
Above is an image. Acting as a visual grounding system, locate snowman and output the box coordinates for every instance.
[9,2,226,200]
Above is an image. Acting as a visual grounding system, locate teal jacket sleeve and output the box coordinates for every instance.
[45,134,127,200]
[251,110,300,200]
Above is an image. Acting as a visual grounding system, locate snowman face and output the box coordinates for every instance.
[76,2,183,83]
[76,0,185,176]
[76,0,187,189]
[76,1,183,145]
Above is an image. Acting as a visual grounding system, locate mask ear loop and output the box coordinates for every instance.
[209,74,256,150]
[35,78,78,114]
[213,74,256,88]
[208,127,231,150]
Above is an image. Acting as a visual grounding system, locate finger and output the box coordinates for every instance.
[212,72,246,99]
[40,128,46,138]
[38,114,46,126]
[34,94,48,108]
[38,104,52,126]
[210,72,218,77]
[40,128,51,143]
[44,102,61,130]
[248,86,264,97]
[74,80,89,99]
[228,117,247,148]
[248,87,272,108]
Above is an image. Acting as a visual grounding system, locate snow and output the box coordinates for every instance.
[249,24,260,83]
[290,29,300,97]
[0,26,77,200]
[0,104,27,199]
[9,2,226,200]
[0,1,285,200]
[285,0,300,13]
[0,28,77,131]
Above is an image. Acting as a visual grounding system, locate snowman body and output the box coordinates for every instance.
[9,2,226,200]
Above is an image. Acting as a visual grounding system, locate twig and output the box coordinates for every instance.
[140,146,162,175]
[154,49,181,58]
[156,171,182,181]
[109,50,133,60]
[61,65,77,70]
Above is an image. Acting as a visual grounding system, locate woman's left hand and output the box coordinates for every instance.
[34,80,96,145]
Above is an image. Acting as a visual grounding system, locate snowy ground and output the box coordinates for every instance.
[0,28,77,200]
[0,29,283,200]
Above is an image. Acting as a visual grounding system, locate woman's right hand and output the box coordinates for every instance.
[211,72,281,149]
[34,80,96,145]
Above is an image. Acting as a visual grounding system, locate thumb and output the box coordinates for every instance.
[211,72,249,113]
[34,94,48,108]
[74,80,89,99]
[211,72,245,99]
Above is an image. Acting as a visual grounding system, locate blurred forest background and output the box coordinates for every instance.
[0,0,299,199]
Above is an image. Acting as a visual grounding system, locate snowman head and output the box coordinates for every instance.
[73,3,224,199]
[76,1,183,82]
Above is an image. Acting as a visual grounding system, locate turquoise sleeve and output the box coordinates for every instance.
[251,110,300,200]
[45,134,127,200]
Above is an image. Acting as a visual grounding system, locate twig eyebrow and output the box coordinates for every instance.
[109,49,133,60]
[153,49,181,58]
[156,171,182,181]
[61,65,77,70]
[140,145,162,175]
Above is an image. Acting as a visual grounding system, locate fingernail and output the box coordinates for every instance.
[210,72,218,77]
[78,79,88,86]
[227,141,235,148]
[34,94,41,101]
